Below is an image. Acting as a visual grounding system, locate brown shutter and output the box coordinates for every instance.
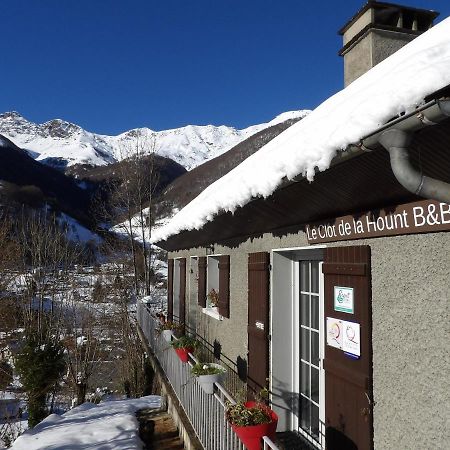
[179,258,186,325]
[198,257,207,307]
[218,255,230,318]
[247,252,270,397]
[323,245,373,450]
[167,258,174,321]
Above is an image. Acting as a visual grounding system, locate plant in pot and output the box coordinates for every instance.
[226,395,278,450]
[207,288,220,309]
[156,321,182,342]
[191,363,226,394]
[170,336,198,363]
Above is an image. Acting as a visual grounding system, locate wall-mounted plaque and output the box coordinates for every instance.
[326,317,342,349]
[334,286,354,314]
[342,320,360,357]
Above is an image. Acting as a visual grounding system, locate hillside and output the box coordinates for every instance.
[0,134,92,225]
[161,117,305,210]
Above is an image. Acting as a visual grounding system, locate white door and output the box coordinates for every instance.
[298,260,325,448]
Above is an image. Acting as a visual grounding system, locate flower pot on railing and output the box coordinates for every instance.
[156,321,182,342]
[191,363,226,394]
[170,335,199,363]
[174,347,194,363]
[227,401,278,450]
[162,329,172,342]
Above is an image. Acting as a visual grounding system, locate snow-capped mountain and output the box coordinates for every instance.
[0,110,310,171]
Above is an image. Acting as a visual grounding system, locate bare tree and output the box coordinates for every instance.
[62,293,102,406]
[0,213,20,295]
[110,132,159,296]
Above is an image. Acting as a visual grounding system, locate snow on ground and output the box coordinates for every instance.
[9,396,161,450]
[152,17,450,243]
[112,207,178,244]
[58,213,102,244]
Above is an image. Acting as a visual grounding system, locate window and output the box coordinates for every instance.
[203,255,222,319]
[206,256,219,308]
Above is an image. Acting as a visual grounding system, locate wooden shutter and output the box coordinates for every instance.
[179,258,186,325]
[323,245,373,450]
[218,255,230,318]
[198,257,207,307]
[247,252,270,397]
[167,258,174,321]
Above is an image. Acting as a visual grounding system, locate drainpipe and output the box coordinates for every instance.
[359,99,450,203]
[378,129,450,203]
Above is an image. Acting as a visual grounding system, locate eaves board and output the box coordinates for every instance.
[158,118,450,251]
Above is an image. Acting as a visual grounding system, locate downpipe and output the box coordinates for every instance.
[378,129,450,203]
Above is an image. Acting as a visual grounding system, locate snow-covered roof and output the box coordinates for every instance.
[152,17,450,244]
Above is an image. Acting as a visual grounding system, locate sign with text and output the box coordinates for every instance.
[334,286,354,313]
[306,200,450,244]
[342,320,360,357]
[326,317,343,349]
[327,317,361,357]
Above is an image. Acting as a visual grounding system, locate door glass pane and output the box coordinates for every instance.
[300,362,310,397]
[311,295,319,330]
[300,261,310,291]
[311,261,319,293]
[311,367,319,403]
[301,294,310,327]
[311,331,319,367]
[301,328,310,362]
[299,258,322,445]
[300,396,311,430]
[311,404,319,439]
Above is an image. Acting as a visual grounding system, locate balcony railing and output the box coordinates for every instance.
[137,301,280,450]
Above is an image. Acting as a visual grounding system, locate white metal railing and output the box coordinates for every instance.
[137,302,280,450]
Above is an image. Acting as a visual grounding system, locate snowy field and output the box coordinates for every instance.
[9,396,161,450]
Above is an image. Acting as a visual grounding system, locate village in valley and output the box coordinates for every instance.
[1,1,449,450]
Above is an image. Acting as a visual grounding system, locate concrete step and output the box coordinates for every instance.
[137,407,185,450]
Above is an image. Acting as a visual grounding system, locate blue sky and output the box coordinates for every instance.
[1,0,449,134]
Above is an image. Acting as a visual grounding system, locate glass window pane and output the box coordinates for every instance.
[300,362,310,397]
[301,328,310,362]
[311,261,319,293]
[311,331,319,367]
[311,404,319,439]
[311,295,319,330]
[301,294,310,327]
[311,367,319,404]
[300,261,310,292]
[300,396,311,431]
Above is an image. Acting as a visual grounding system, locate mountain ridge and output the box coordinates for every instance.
[0,110,310,171]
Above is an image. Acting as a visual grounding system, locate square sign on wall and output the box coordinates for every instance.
[334,286,354,314]
[342,320,360,357]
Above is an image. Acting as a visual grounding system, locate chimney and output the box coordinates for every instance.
[339,1,439,86]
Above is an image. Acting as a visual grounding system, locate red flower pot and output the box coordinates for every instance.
[174,347,193,363]
[230,402,278,450]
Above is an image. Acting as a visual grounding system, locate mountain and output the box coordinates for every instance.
[161,116,306,210]
[0,134,93,225]
[0,111,310,171]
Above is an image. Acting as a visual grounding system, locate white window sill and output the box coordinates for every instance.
[202,307,223,321]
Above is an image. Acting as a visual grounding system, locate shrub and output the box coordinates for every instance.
[15,335,66,427]
[191,363,225,377]
[225,402,272,427]
[156,320,182,335]
[170,335,198,350]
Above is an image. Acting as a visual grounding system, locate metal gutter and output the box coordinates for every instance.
[360,98,450,150]
[361,98,450,203]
